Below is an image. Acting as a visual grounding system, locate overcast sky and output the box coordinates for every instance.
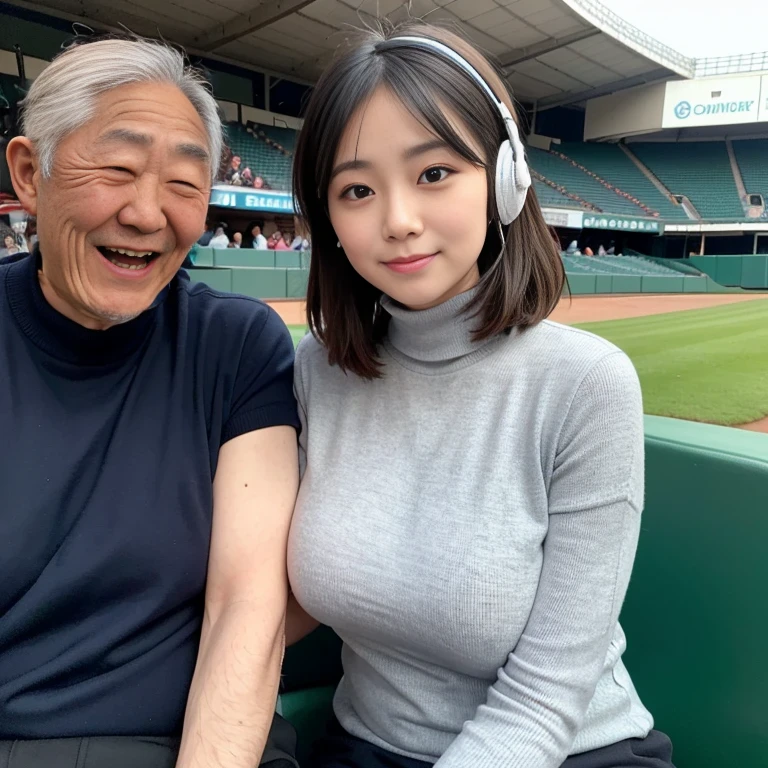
[601,0,764,58]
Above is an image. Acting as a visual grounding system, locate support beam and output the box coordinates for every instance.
[500,30,601,70]
[194,0,315,52]
[536,67,671,110]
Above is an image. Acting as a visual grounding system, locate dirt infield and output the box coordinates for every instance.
[549,293,768,324]
[267,293,768,433]
[268,292,768,327]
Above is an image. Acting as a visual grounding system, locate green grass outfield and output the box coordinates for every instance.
[289,298,768,426]
[575,299,768,426]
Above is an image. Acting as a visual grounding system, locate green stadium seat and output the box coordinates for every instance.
[279,417,768,768]
[532,179,586,210]
[192,247,214,267]
[214,248,275,268]
[558,143,689,221]
[224,122,293,191]
[630,142,744,220]
[732,139,768,211]
[528,147,653,217]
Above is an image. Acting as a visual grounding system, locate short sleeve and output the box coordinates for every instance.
[221,307,300,444]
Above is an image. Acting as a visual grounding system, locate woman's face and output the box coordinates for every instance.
[4,235,14,248]
[328,86,488,311]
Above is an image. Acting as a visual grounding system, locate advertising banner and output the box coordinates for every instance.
[209,186,294,213]
[662,76,762,128]
[582,215,664,234]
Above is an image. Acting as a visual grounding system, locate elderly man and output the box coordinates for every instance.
[1,35,300,768]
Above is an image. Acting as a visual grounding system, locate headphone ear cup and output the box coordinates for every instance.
[495,139,526,226]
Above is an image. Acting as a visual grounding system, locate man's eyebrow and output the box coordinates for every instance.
[174,142,210,164]
[330,158,372,181]
[96,128,152,147]
[403,138,451,160]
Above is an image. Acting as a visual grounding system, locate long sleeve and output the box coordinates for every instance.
[435,351,645,768]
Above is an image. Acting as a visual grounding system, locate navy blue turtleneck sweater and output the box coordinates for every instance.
[0,251,299,738]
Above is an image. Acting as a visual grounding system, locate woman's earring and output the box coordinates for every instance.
[336,240,341,249]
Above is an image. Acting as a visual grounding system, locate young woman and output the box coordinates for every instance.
[287,22,674,768]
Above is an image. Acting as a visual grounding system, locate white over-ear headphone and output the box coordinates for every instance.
[375,36,531,226]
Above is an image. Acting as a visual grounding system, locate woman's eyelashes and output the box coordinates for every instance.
[418,166,454,184]
[341,184,373,201]
[339,166,456,200]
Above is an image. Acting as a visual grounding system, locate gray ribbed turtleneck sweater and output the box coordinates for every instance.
[288,289,653,767]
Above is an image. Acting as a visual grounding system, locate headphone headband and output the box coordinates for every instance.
[375,36,515,133]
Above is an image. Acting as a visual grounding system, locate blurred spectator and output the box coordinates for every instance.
[253,176,266,190]
[241,168,254,186]
[273,232,292,251]
[598,245,607,256]
[291,233,308,251]
[228,232,243,249]
[198,220,214,246]
[246,221,268,250]
[1,234,20,257]
[584,246,594,256]
[565,240,578,255]
[209,225,230,249]
[224,156,243,185]
[26,220,38,252]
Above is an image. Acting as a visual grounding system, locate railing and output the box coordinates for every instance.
[694,51,768,77]
[562,0,768,80]
[560,0,694,76]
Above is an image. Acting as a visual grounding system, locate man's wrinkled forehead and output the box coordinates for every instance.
[95,127,210,166]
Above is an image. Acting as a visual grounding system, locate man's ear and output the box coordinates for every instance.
[6,137,40,217]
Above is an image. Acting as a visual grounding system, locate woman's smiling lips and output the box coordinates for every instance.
[383,253,438,274]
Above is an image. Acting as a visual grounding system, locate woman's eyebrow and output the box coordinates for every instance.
[402,138,450,160]
[330,138,451,181]
[330,158,371,181]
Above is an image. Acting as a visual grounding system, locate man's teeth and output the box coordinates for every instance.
[108,257,148,270]
[107,247,153,257]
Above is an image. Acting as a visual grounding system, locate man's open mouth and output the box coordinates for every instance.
[97,246,160,271]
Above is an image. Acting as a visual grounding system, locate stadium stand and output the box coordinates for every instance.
[629,142,744,220]
[223,121,292,191]
[733,139,768,209]
[216,123,758,227]
[527,147,654,217]
[561,255,687,277]
[532,178,588,209]
[558,143,689,221]
[253,122,298,154]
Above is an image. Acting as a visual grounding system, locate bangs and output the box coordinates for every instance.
[382,58,491,171]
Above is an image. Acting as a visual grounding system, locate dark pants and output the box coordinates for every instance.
[310,718,675,768]
[0,714,298,768]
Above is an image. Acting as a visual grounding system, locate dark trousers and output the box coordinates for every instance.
[0,714,298,768]
[310,718,675,768]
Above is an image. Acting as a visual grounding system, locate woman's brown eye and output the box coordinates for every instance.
[420,167,450,184]
[344,185,372,200]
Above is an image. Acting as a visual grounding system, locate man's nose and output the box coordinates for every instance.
[117,176,168,234]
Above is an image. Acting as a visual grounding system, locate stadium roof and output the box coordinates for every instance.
[9,0,768,110]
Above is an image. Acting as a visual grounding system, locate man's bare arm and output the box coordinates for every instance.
[176,425,298,768]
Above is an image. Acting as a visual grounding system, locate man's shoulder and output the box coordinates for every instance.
[175,272,291,348]
[0,251,31,269]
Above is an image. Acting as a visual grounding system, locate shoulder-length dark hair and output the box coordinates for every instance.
[293,21,564,379]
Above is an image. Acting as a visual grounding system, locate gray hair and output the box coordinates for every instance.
[20,37,222,183]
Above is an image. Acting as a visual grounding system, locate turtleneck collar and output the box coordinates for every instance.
[5,248,165,367]
[382,287,505,373]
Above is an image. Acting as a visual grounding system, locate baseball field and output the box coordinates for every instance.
[282,294,768,431]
